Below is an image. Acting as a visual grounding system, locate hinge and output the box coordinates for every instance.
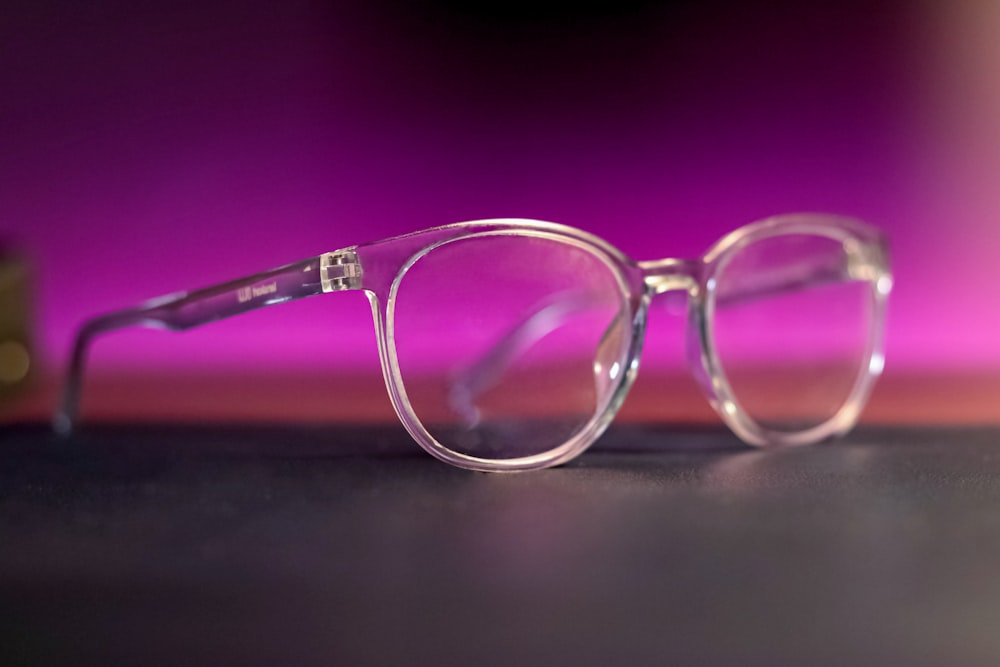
[320,250,362,292]
[844,239,884,283]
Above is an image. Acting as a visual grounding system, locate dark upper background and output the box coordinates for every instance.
[2,0,998,382]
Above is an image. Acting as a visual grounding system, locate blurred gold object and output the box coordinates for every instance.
[0,249,34,405]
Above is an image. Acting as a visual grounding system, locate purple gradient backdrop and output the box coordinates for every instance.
[3,1,999,377]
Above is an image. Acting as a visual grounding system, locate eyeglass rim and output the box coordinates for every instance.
[351,214,891,472]
[696,215,891,449]
[374,227,645,471]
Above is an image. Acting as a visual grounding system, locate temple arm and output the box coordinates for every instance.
[712,249,864,307]
[447,291,602,426]
[53,250,361,434]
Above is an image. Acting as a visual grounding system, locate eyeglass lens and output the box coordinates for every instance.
[390,234,631,460]
[710,233,875,432]
[389,228,876,459]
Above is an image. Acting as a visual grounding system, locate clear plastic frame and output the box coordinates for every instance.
[55,214,892,472]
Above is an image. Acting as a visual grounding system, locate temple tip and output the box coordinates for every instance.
[52,408,74,437]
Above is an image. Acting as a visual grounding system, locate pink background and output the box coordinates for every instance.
[3,1,999,378]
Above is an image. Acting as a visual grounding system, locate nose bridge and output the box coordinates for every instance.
[639,258,700,296]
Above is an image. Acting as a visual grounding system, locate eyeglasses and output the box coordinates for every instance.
[55,214,892,471]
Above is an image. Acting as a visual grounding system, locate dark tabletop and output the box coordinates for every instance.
[2,422,1000,666]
